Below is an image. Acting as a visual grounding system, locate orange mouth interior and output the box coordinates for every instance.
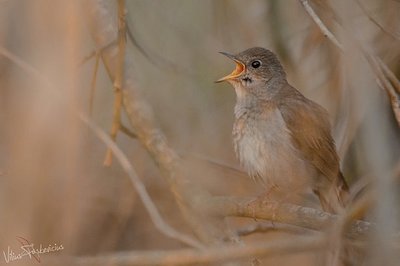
[216,61,245,83]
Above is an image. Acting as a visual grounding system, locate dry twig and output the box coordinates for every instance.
[212,196,371,239]
[120,123,137,138]
[78,40,116,67]
[365,53,400,126]
[235,221,315,237]
[0,46,52,86]
[298,0,343,50]
[75,235,326,266]
[378,58,400,94]
[103,0,126,166]
[89,53,100,115]
[355,0,400,41]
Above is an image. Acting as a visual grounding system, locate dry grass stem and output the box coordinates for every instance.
[365,53,400,126]
[120,123,137,138]
[235,221,316,237]
[355,0,400,41]
[89,53,100,115]
[298,0,344,50]
[212,196,371,240]
[78,40,116,67]
[75,235,325,266]
[103,0,126,166]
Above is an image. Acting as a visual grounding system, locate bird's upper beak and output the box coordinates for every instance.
[215,52,246,83]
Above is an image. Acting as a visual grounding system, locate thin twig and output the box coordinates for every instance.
[235,221,315,237]
[75,235,326,266]
[126,23,155,65]
[212,196,372,240]
[103,0,126,166]
[89,53,100,115]
[377,76,400,126]
[120,123,137,138]
[355,0,400,41]
[125,19,198,79]
[365,52,400,126]
[298,0,344,50]
[378,58,400,94]
[78,40,116,67]
[0,46,52,87]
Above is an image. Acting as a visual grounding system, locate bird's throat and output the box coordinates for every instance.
[234,84,248,99]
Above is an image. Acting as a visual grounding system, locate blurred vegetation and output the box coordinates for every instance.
[0,0,399,265]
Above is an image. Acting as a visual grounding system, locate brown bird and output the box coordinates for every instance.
[217,47,349,213]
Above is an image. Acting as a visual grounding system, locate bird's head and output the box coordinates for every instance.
[216,47,286,98]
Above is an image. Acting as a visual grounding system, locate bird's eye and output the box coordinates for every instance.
[251,60,261,69]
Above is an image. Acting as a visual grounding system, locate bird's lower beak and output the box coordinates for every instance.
[215,52,246,83]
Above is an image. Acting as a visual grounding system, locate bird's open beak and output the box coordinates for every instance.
[215,52,246,83]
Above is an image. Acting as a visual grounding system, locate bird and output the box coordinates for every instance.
[216,47,349,214]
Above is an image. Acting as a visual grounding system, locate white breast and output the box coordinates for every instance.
[233,108,312,190]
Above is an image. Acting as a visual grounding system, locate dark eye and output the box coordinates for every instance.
[251,60,261,68]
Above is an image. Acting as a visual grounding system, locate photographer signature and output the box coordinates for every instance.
[3,236,64,263]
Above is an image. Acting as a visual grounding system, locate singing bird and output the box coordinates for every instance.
[217,47,348,213]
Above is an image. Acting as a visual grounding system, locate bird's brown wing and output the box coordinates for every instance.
[278,89,348,212]
[279,94,339,182]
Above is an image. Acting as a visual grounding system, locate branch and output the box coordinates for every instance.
[75,235,326,266]
[364,52,400,126]
[298,0,343,50]
[355,0,400,41]
[0,45,52,87]
[78,40,116,67]
[210,196,371,240]
[378,58,400,94]
[235,221,314,237]
[88,53,100,115]
[103,0,126,166]
[120,123,137,138]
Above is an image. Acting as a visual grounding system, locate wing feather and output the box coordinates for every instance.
[278,89,340,184]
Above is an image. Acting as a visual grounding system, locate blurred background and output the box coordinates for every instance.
[0,0,399,265]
